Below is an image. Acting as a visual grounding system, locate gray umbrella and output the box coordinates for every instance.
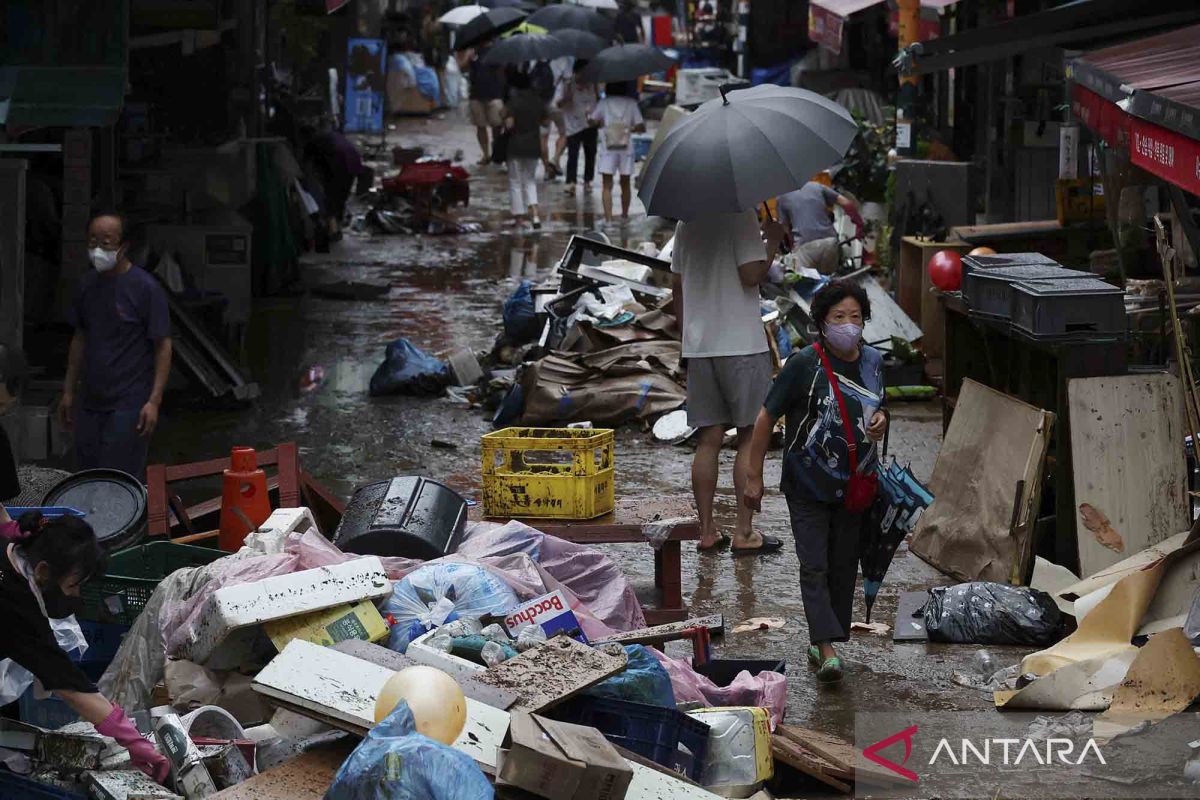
[580,44,674,84]
[552,29,609,59]
[483,32,572,65]
[638,85,858,221]
[527,5,615,38]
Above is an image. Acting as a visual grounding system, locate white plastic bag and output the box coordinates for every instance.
[0,615,89,705]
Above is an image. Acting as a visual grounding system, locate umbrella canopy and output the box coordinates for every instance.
[638,84,857,221]
[439,4,487,26]
[503,21,549,36]
[571,0,619,9]
[483,32,572,66]
[861,458,934,622]
[527,5,615,37]
[551,29,609,59]
[580,44,674,84]
[455,6,527,50]
[482,0,528,7]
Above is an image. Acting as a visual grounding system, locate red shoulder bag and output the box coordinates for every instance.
[814,342,878,513]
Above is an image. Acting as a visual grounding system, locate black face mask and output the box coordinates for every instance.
[40,586,84,619]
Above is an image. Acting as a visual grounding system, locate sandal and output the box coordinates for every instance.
[697,534,731,552]
[807,645,821,668]
[817,656,844,684]
[731,534,784,557]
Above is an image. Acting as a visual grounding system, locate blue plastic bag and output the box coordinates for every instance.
[369,338,449,397]
[381,562,519,652]
[581,645,675,708]
[325,701,493,800]
[502,280,540,343]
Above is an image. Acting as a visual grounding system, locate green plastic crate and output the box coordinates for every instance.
[80,541,224,625]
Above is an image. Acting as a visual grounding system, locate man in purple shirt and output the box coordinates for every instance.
[58,213,172,479]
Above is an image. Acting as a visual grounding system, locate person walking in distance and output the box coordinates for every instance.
[467,42,506,166]
[59,212,172,480]
[589,81,645,223]
[503,70,548,231]
[557,61,599,195]
[671,208,787,554]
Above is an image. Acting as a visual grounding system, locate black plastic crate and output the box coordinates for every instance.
[961,252,1058,282]
[550,696,710,781]
[963,264,1091,320]
[1010,278,1126,341]
[694,658,786,687]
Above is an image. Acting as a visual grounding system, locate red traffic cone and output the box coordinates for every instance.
[218,447,272,552]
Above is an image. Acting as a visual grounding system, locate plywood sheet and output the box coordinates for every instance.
[771,737,851,793]
[1068,374,1189,578]
[910,379,1054,583]
[472,636,627,713]
[210,741,355,799]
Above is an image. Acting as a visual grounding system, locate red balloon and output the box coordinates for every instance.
[928,250,963,292]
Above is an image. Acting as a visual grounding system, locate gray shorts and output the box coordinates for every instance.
[685,352,773,429]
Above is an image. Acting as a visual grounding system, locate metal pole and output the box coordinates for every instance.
[896,0,920,157]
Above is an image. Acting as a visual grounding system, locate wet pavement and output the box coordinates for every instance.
[154,111,1028,755]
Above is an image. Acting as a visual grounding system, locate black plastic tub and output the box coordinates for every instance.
[694,658,787,687]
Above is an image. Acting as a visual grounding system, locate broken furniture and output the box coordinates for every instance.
[164,284,260,402]
[146,442,347,542]
[555,235,672,304]
[471,497,701,625]
[941,293,1128,573]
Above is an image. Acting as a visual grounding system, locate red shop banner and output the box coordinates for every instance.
[1070,83,1128,149]
[809,5,845,55]
[1129,117,1200,197]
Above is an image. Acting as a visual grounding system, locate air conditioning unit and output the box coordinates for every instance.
[145,224,252,326]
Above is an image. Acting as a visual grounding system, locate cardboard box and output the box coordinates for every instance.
[498,712,632,800]
[263,599,389,651]
[502,590,588,644]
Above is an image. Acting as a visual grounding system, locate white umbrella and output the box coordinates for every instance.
[440,4,488,26]
[570,0,620,10]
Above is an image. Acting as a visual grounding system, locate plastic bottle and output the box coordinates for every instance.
[974,649,996,680]
[515,625,547,652]
[480,623,510,644]
[481,641,509,667]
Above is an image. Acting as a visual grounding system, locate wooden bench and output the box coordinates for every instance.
[470,496,700,625]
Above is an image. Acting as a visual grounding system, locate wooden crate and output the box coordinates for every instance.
[897,237,971,360]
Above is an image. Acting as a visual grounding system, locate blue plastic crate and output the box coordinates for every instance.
[551,696,710,781]
[3,507,85,519]
[0,771,87,799]
[76,620,129,669]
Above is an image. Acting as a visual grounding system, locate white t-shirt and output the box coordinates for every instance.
[557,80,598,137]
[670,210,769,358]
[589,96,643,155]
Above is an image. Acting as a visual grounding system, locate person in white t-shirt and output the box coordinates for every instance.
[671,209,787,554]
[556,61,599,194]
[588,81,645,222]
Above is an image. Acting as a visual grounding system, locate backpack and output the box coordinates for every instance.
[531,62,555,102]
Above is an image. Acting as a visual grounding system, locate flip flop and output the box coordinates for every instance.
[732,534,784,557]
[697,533,731,552]
[817,657,844,684]
[807,645,822,668]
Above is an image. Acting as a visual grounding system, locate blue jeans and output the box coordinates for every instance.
[75,407,149,480]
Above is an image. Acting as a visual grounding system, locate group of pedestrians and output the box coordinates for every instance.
[466,46,644,229]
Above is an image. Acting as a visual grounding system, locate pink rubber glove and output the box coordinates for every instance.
[96,705,171,784]
[0,519,26,541]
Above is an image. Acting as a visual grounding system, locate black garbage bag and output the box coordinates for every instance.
[369,338,449,397]
[923,582,1063,646]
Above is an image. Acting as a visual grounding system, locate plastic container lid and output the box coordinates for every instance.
[41,469,148,550]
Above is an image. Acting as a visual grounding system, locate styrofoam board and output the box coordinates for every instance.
[259,507,319,536]
[251,641,719,797]
[407,628,486,682]
[183,557,391,665]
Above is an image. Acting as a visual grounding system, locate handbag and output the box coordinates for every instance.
[604,120,631,150]
[813,342,878,513]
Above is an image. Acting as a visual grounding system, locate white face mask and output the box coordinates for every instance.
[89,246,119,273]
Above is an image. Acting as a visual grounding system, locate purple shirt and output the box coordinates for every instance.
[70,266,170,412]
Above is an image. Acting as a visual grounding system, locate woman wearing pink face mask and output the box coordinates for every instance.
[742,281,887,685]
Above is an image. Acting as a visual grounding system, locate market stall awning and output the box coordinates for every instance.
[0,66,125,128]
[912,0,1200,75]
[1069,25,1200,196]
[810,0,953,55]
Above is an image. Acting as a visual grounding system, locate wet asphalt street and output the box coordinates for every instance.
[153,111,1026,758]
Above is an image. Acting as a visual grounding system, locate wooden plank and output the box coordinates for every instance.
[594,615,725,646]
[1067,374,1190,578]
[776,725,910,787]
[331,640,520,710]
[472,636,627,714]
[771,737,851,793]
[210,740,356,799]
[893,591,929,642]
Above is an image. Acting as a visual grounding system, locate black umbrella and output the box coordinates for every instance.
[527,5,615,38]
[580,44,674,84]
[483,33,572,66]
[551,29,609,59]
[455,7,527,51]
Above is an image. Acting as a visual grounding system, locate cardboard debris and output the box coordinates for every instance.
[993,650,1139,711]
[732,617,786,634]
[497,711,633,800]
[1093,627,1200,742]
[209,740,356,799]
[1031,556,1080,615]
[472,636,628,714]
[502,590,589,644]
[1067,374,1189,578]
[910,380,1054,583]
[850,621,890,635]
[183,557,392,669]
[263,599,389,651]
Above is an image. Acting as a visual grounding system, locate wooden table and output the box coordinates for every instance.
[470,496,700,625]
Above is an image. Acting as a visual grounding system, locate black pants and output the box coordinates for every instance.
[566,127,598,184]
[786,493,862,644]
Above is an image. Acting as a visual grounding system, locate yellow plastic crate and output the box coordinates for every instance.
[481,427,615,519]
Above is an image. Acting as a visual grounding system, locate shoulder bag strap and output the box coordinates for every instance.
[813,342,858,475]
